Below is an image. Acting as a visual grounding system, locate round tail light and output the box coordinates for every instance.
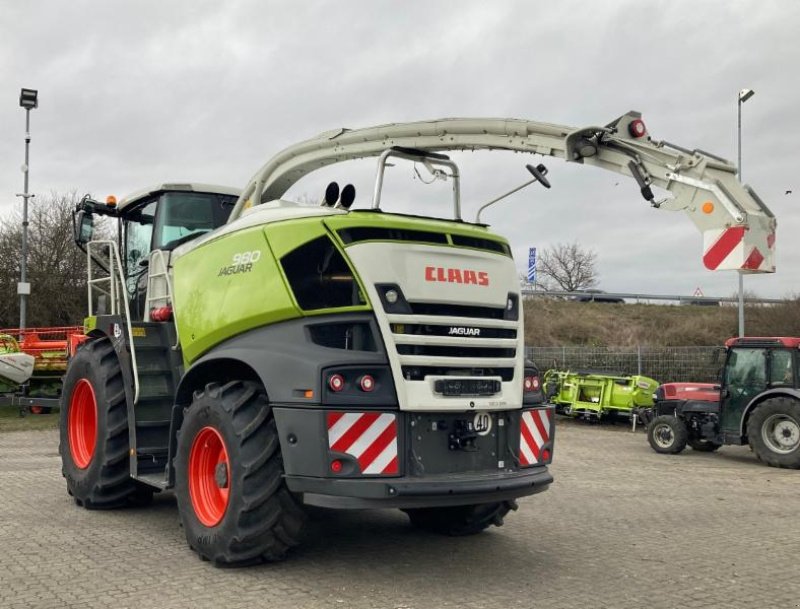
[328,374,345,392]
[359,375,375,392]
[524,376,540,392]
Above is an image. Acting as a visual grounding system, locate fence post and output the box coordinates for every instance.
[637,345,642,375]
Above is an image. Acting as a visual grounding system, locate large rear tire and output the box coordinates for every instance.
[175,381,306,565]
[747,397,800,469]
[646,415,688,454]
[59,339,148,508]
[404,500,517,536]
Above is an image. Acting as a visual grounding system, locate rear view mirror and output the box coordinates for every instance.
[73,210,94,245]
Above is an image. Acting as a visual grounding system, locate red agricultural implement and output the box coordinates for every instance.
[0,326,86,414]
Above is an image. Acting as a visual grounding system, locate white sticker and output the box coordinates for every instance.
[473,411,492,436]
[113,323,122,339]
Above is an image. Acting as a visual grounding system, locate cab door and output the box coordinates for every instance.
[720,348,767,440]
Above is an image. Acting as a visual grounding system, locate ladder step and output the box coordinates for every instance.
[135,472,168,490]
[136,394,174,404]
[137,446,168,456]
[137,368,173,377]
[136,419,171,429]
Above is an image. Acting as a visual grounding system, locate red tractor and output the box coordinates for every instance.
[639,337,800,469]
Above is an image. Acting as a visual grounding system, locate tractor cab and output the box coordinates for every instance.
[74,184,240,319]
[719,339,798,435]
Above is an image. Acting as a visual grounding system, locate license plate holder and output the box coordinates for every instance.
[433,378,501,396]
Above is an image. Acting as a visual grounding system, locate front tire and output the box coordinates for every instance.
[646,415,688,454]
[747,397,800,469]
[404,501,517,536]
[59,339,146,508]
[175,381,306,565]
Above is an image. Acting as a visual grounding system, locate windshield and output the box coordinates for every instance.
[123,191,237,299]
[153,192,237,250]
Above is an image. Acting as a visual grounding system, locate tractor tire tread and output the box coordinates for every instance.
[175,381,306,565]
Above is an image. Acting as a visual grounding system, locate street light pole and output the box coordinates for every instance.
[17,88,38,331]
[737,88,755,338]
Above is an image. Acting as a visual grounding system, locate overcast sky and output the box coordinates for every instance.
[2,0,798,299]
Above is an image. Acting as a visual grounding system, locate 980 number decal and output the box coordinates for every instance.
[218,250,262,277]
[232,250,261,265]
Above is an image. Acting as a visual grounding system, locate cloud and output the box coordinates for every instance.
[1,0,798,298]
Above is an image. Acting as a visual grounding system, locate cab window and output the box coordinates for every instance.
[124,200,157,295]
[769,350,794,386]
[724,348,767,389]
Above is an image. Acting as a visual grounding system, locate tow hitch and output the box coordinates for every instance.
[448,420,479,451]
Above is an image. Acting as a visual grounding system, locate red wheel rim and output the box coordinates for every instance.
[68,379,97,469]
[188,426,230,527]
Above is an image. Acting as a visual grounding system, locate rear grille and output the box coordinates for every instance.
[386,298,519,382]
[396,345,516,358]
[337,227,511,257]
[407,302,507,320]
[392,323,516,340]
[450,234,511,256]
[338,227,448,246]
[401,366,515,381]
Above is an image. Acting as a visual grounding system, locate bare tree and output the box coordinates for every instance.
[0,192,89,329]
[536,242,598,292]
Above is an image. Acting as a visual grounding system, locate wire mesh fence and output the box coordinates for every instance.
[525,345,722,384]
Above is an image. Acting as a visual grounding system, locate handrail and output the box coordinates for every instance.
[86,240,140,404]
[145,249,180,348]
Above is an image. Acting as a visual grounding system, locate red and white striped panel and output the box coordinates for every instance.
[327,412,399,475]
[703,226,773,272]
[519,408,551,466]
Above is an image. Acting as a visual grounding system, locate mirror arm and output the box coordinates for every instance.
[475,178,538,223]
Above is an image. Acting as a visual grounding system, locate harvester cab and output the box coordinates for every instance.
[62,110,778,565]
[73,185,240,319]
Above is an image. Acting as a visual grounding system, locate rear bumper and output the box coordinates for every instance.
[285,466,553,509]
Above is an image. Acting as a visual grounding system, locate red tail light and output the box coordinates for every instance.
[328,374,345,392]
[524,376,540,392]
[358,374,375,392]
[330,459,343,473]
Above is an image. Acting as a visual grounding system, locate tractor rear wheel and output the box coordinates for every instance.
[747,397,800,469]
[646,415,688,454]
[175,381,306,565]
[59,339,149,508]
[404,500,517,536]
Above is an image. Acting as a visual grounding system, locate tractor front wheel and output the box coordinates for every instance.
[646,415,688,454]
[59,339,148,508]
[404,501,517,536]
[175,381,306,565]
[747,397,800,469]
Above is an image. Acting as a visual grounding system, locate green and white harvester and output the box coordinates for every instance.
[61,112,774,564]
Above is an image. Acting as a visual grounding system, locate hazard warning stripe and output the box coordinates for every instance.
[703,226,745,270]
[327,412,399,475]
[519,408,551,467]
[742,247,765,270]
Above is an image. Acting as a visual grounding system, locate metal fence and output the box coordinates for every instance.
[525,345,722,384]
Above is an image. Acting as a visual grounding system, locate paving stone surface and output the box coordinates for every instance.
[1,420,798,609]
